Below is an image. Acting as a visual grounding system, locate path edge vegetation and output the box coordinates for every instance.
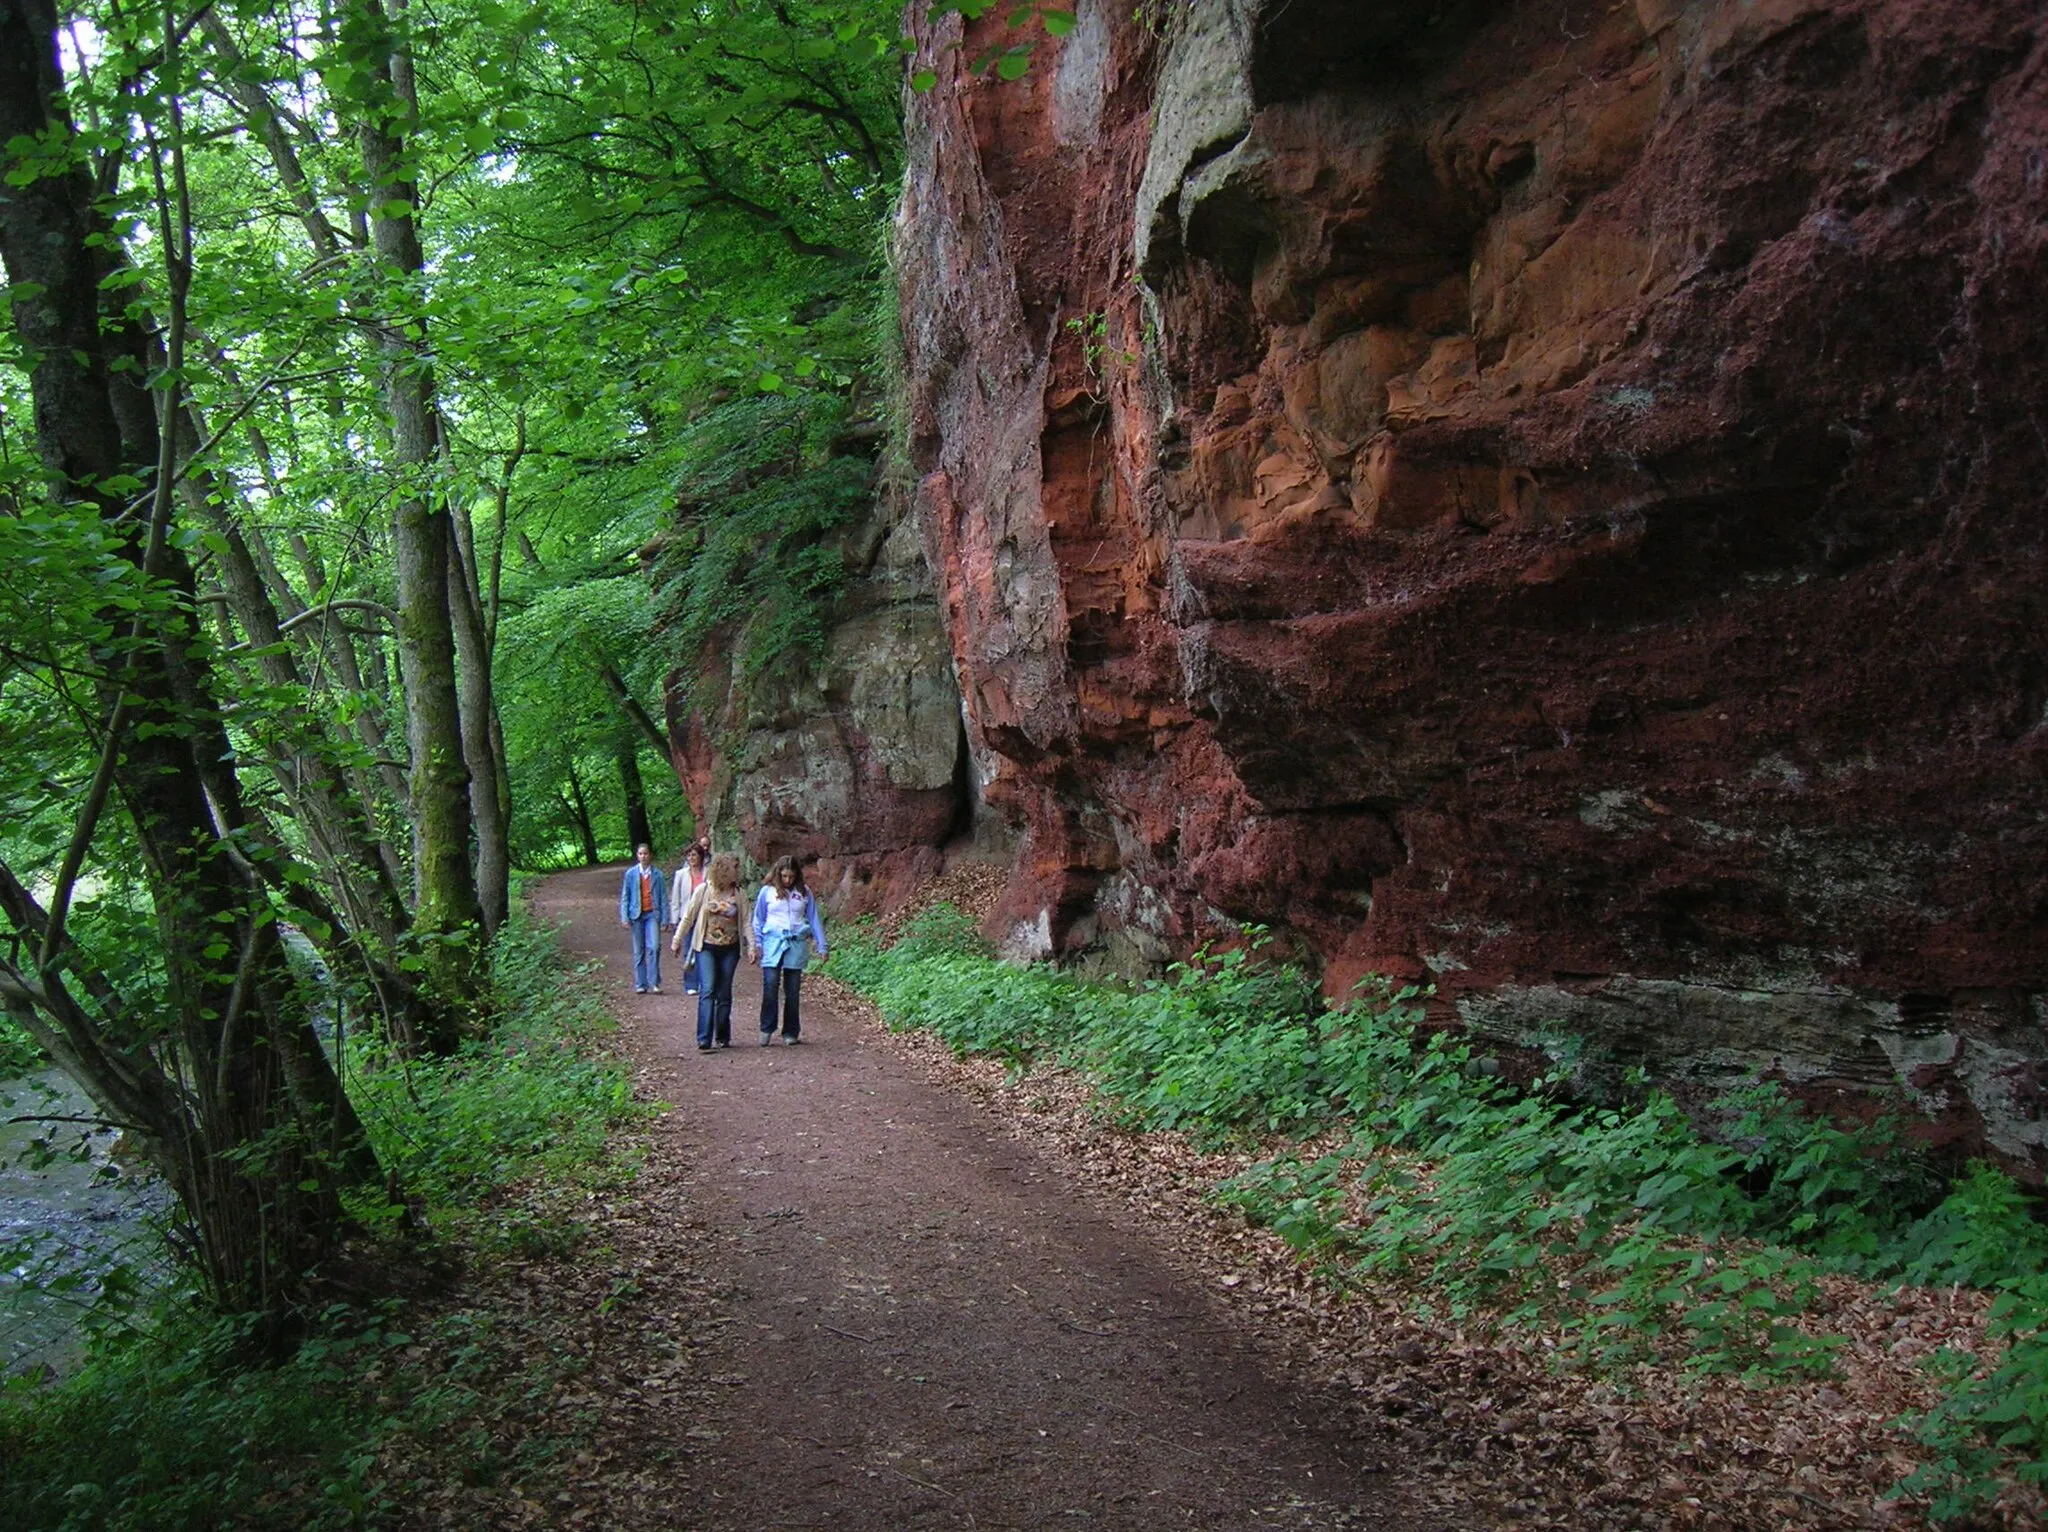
[0,897,653,1531]
[828,904,2048,1524]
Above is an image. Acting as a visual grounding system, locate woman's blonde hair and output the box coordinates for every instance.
[708,852,742,892]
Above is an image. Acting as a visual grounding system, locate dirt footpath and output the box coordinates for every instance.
[532,865,1413,1531]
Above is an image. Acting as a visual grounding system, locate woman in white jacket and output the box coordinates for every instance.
[668,843,708,993]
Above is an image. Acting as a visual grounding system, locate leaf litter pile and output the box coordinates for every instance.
[353,1163,727,1529]
[811,862,2044,1532]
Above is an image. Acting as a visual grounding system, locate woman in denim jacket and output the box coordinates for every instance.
[750,855,826,1044]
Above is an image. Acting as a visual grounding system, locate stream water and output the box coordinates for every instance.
[0,934,334,1377]
[0,1069,170,1376]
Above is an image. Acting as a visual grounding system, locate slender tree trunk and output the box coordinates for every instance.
[196,12,345,260]
[601,660,673,759]
[617,739,654,854]
[201,360,410,842]
[485,415,524,650]
[364,629,393,697]
[562,763,600,866]
[345,0,481,1030]
[178,423,446,1053]
[444,460,510,936]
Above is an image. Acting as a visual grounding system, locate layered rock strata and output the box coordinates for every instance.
[895,0,2048,1167]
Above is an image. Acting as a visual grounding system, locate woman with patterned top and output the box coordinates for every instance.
[673,852,746,1050]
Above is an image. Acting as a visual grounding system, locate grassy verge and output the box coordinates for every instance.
[0,902,651,1531]
[830,905,2048,1521]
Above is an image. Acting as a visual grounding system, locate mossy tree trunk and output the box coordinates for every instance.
[345,0,483,1040]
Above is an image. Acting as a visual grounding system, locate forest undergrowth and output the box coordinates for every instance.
[828,902,2048,1528]
[0,906,659,1532]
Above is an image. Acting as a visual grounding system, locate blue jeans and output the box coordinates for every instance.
[628,914,662,991]
[696,943,740,1046]
[760,965,803,1039]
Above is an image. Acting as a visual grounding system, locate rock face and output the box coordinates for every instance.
[895,0,2048,1169]
[666,472,971,918]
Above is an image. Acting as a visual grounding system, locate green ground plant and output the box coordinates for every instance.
[348,910,646,1213]
[0,1011,42,1078]
[828,905,2048,1518]
[0,904,646,1531]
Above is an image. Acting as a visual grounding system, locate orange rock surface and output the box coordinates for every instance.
[895,0,2048,1167]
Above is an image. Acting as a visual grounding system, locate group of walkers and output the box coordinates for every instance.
[618,843,828,1050]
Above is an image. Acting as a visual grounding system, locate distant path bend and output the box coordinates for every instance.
[534,865,1410,1531]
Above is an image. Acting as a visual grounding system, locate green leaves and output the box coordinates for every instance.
[648,392,867,696]
[929,0,1080,81]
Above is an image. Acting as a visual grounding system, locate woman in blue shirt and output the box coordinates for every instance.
[751,855,826,1044]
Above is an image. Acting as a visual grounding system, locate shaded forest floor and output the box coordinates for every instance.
[483,865,2036,1531]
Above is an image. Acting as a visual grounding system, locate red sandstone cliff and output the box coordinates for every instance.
[895,0,2048,1168]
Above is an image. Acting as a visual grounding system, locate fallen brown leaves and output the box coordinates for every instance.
[340,1128,731,1530]
[868,859,1008,946]
[816,975,2046,1532]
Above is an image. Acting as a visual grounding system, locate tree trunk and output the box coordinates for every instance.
[445,466,511,936]
[197,11,345,260]
[617,739,654,854]
[562,762,600,866]
[179,428,447,1053]
[346,0,482,1031]
[601,660,673,759]
[208,361,412,834]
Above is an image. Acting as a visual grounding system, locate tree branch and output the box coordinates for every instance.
[275,598,399,635]
[38,691,131,975]
[600,661,672,758]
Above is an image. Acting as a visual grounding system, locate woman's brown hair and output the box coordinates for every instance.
[768,854,807,896]
[708,852,741,892]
